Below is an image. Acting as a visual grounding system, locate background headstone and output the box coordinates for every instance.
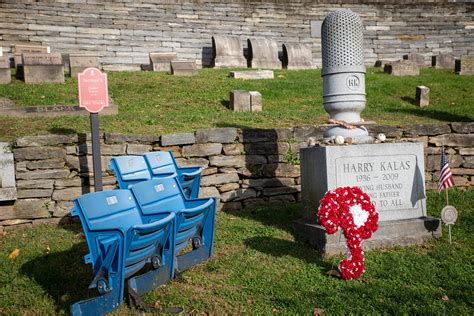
[150,52,177,72]
[249,91,262,112]
[282,43,313,69]
[415,86,430,107]
[434,54,454,70]
[247,38,281,69]
[403,53,426,67]
[457,57,474,75]
[171,60,197,76]
[0,56,11,84]
[230,70,274,80]
[22,53,64,84]
[384,60,420,76]
[14,44,49,54]
[230,90,251,112]
[69,54,100,78]
[0,47,2,57]
[211,36,247,68]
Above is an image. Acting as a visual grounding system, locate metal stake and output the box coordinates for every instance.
[448,224,452,245]
[90,113,103,192]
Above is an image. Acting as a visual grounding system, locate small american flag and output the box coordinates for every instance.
[438,147,455,192]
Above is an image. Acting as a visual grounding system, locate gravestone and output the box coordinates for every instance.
[150,52,177,72]
[294,9,440,255]
[415,86,429,107]
[434,54,454,70]
[229,90,262,112]
[403,53,425,67]
[230,70,274,80]
[0,47,2,56]
[69,54,100,78]
[0,56,10,84]
[171,60,197,76]
[384,60,420,76]
[247,38,281,69]
[249,91,262,112]
[230,90,250,112]
[14,44,50,54]
[22,53,65,84]
[282,43,313,69]
[211,36,247,68]
[456,57,474,75]
[0,144,17,201]
[295,142,440,254]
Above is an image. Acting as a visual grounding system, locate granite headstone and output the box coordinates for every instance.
[384,60,420,76]
[230,70,274,80]
[171,60,197,76]
[0,144,17,201]
[22,53,65,84]
[457,56,474,75]
[69,54,100,78]
[150,52,177,72]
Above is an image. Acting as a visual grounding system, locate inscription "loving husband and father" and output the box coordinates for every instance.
[335,155,420,212]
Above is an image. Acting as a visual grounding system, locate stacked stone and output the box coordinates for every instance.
[0,1,472,70]
[1,122,473,231]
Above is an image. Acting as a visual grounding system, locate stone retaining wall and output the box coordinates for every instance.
[0,1,472,70]
[0,122,472,232]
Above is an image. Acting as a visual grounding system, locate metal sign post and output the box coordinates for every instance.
[78,67,109,192]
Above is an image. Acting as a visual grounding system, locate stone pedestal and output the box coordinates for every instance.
[294,217,441,256]
[0,148,17,201]
[434,54,454,70]
[295,142,439,254]
[230,70,274,80]
[230,90,251,112]
[403,53,426,67]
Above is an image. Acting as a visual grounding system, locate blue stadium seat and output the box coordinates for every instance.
[109,156,151,189]
[144,151,202,199]
[70,190,175,316]
[130,177,216,273]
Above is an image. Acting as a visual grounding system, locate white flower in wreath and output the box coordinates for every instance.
[349,204,369,228]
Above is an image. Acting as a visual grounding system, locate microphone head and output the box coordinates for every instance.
[322,9,365,76]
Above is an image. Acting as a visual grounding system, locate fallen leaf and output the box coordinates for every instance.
[8,248,20,260]
[438,287,445,292]
[272,307,280,313]
[45,245,51,254]
[154,300,161,308]
[327,269,341,278]
[442,295,449,301]
[246,299,254,305]
[313,307,324,315]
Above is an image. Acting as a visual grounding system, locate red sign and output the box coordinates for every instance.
[78,67,109,113]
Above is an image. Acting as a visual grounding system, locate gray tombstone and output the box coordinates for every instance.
[282,43,313,69]
[415,86,430,107]
[69,53,100,78]
[384,60,420,76]
[295,142,440,254]
[230,90,251,112]
[434,54,455,70]
[247,38,281,69]
[403,53,426,67]
[0,144,17,201]
[0,56,10,84]
[22,53,65,84]
[249,91,262,112]
[212,36,247,68]
[150,52,177,72]
[457,56,474,75]
[0,47,3,57]
[229,70,274,80]
[170,60,197,76]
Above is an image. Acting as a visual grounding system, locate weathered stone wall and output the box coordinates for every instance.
[0,1,472,70]
[0,122,472,232]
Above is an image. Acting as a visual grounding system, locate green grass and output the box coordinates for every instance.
[0,188,473,315]
[0,68,473,141]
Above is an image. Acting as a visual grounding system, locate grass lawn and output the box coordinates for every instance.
[0,188,472,315]
[0,68,473,141]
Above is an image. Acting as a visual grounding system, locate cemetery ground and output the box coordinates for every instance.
[0,67,473,140]
[0,188,472,315]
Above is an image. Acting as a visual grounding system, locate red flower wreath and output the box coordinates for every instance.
[318,186,379,280]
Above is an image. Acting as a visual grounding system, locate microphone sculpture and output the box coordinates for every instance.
[321,9,371,143]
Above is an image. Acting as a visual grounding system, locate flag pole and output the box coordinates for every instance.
[445,187,449,206]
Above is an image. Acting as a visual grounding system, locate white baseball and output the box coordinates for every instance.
[377,133,386,142]
[335,135,345,144]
